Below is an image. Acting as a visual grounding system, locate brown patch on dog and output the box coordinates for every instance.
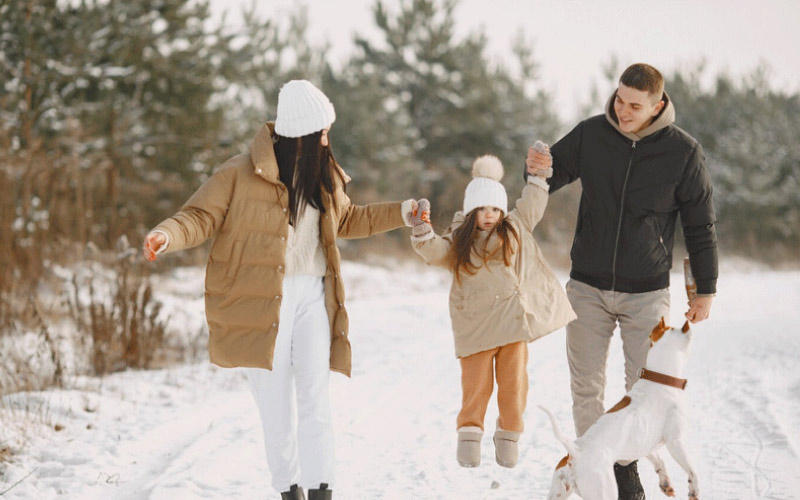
[650,317,669,343]
[682,321,690,333]
[556,454,570,469]
[606,395,632,413]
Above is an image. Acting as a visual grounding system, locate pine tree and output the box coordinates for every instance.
[326,0,561,223]
[667,65,800,262]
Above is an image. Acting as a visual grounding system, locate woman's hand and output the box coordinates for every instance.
[143,232,167,262]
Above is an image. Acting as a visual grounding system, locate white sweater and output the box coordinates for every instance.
[285,205,327,277]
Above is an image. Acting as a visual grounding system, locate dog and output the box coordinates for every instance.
[541,317,700,500]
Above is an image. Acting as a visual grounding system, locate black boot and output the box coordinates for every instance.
[280,484,305,500]
[308,483,332,500]
[614,461,645,500]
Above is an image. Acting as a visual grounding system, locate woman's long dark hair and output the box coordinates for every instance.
[447,209,520,284]
[274,130,343,225]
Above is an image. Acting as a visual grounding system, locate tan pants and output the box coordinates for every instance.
[565,279,670,437]
[457,341,528,433]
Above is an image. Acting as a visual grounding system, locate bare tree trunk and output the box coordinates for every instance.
[74,152,87,245]
[106,109,119,247]
[20,0,34,224]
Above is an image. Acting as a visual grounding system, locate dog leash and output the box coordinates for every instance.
[638,368,687,390]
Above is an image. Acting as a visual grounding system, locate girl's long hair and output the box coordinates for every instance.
[274,130,344,225]
[447,209,520,283]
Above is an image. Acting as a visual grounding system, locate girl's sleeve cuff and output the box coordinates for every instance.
[527,176,549,191]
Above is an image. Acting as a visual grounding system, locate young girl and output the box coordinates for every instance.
[409,152,575,468]
[143,80,416,500]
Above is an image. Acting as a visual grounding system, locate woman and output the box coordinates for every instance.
[143,80,415,500]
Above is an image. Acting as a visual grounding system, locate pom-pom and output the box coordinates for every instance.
[471,155,504,181]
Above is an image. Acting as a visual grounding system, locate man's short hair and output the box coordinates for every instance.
[619,63,664,101]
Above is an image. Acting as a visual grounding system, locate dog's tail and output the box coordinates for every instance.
[538,405,579,457]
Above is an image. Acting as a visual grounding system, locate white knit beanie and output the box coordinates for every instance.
[274,80,336,138]
[463,155,508,215]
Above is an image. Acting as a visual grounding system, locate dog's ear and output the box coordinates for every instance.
[650,317,669,343]
[681,320,690,333]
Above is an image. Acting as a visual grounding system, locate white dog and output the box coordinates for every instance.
[541,318,699,500]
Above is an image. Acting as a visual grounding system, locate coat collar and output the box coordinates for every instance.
[250,122,281,183]
[249,122,352,185]
[605,90,676,142]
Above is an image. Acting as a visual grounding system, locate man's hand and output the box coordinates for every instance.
[526,141,553,178]
[685,296,713,323]
[143,232,167,262]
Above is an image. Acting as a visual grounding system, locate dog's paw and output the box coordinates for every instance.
[658,477,675,496]
[689,483,699,499]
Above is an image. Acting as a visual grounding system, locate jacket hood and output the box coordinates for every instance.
[605,90,675,141]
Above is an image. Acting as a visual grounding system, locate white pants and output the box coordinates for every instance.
[246,275,334,493]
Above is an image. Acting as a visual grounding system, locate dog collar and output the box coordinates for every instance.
[638,368,687,390]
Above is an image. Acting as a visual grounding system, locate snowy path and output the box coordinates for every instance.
[1,262,799,499]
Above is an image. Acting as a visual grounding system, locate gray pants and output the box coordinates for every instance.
[565,279,670,437]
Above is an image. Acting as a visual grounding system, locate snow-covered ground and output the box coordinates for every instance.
[1,260,798,499]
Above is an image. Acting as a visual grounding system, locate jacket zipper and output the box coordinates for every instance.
[611,141,636,291]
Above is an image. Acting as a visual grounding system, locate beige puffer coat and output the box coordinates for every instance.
[413,182,576,358]
[153,123,406,376]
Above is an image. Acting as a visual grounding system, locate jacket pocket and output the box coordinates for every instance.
[648,214,669,258]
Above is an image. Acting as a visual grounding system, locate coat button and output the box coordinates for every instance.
[280,236,285,241]
[282,208,287,213]
[256,168,262,174]
[495,294,500,300]
[338,302,343,307]
[278,265,283,271]
[272,322,277,327]
[275,295,281,300]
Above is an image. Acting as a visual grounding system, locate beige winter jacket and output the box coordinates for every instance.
[413,181,576,358]
[153,123,406,376]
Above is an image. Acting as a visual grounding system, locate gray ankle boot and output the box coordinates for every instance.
[457,427,483,467]
[493,428,521,468]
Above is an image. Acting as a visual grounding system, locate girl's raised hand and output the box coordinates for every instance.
[410,199,432,238]
[526,140,553,179]
[143,232,167,262]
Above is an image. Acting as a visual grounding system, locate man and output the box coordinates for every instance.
[526,63,717,500]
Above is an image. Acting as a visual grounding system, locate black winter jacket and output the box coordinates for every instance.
[549,113,718,295]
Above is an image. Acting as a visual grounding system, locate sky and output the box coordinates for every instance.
[209,0,800,121]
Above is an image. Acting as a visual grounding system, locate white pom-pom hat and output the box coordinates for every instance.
[463,155,508,215]
[274,80,336,138]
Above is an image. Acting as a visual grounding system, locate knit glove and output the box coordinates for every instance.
[524,140,553,180]
[410,198,432,238]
